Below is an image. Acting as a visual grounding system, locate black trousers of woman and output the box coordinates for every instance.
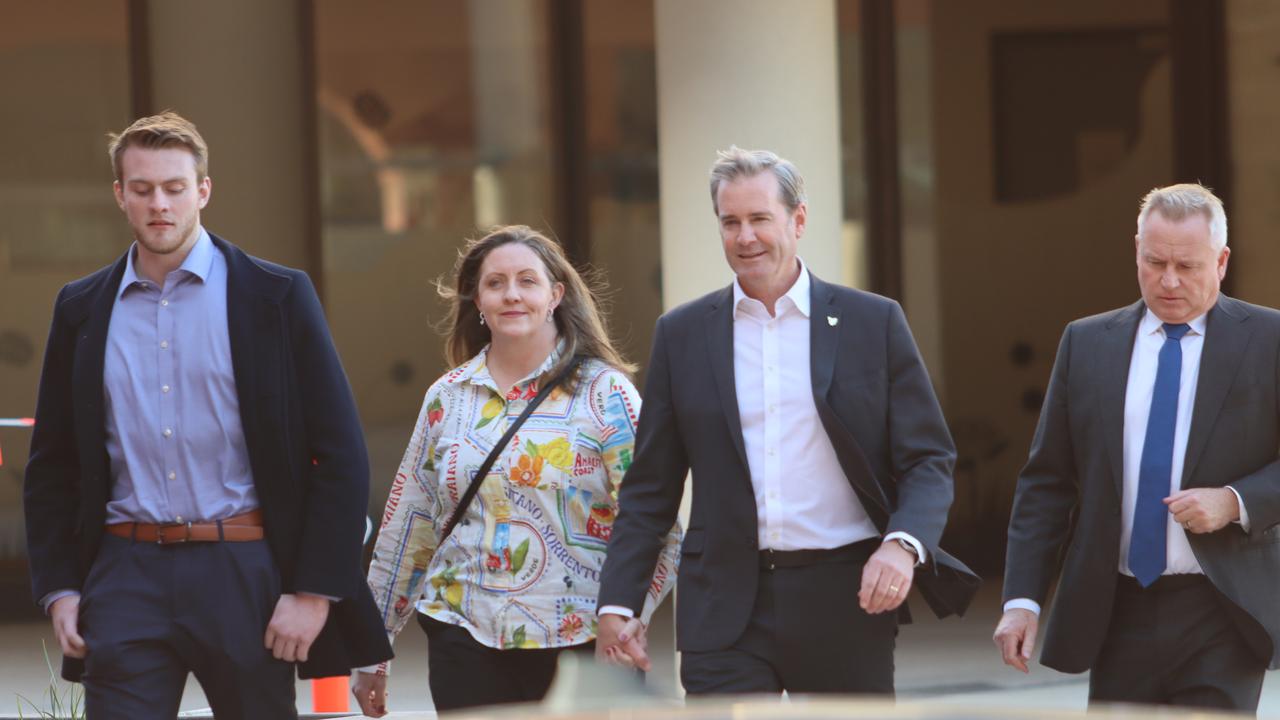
[418,613,594,712]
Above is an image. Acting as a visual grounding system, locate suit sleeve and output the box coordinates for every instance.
[598,316,689,614]
[287,272,371,600]
[882,300,958,553]
[1227,332,1280,537]
[1003,324,1080,604]
[23,286,84,604]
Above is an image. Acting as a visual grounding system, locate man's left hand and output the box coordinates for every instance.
[264,593,330,663]
[859,541,914,614]
[1165,487,1239,534]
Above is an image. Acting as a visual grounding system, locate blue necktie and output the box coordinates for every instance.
[1129,322,1191,587]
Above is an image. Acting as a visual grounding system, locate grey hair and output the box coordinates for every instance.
[709,146,806,216]
[1137,183,1228,251]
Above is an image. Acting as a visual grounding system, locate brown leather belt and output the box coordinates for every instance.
[106,510,265,544]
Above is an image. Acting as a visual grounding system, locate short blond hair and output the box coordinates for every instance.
[1137,183,1227,251]
[108,111,209,181]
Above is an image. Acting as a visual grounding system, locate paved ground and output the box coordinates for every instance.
[2,583,1275,717]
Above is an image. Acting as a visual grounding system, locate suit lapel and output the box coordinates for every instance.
[221,239,259,412]
[1182,296,1251,487]
[704,286,750,474]
[213,234,292,454]
[71,255,129,487]
[809,274,838,401]
[1099,301,1144,499]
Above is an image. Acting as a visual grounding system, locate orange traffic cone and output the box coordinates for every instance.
[312,676,350,713]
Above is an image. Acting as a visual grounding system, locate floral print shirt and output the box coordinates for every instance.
[366,346,681,671]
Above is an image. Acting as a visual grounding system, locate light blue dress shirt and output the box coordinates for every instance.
[103,227,258,524]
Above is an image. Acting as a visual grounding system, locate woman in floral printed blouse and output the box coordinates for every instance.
[353,226,681,715]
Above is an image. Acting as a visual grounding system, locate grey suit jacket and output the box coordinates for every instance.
[1004,294,1280,673]
[598,272,979,652]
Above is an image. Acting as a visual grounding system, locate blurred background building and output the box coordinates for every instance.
[1,0,1278,645]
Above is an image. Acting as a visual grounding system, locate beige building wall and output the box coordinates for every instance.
[147,0,314,271]
[1227,0,1280,307]
[654,0,849,308]
[929,0,1172,547]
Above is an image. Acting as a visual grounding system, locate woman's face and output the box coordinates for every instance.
[474,242,564,345]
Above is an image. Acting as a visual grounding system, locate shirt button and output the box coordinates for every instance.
[768,448,775,456]
[168,471,176,480]
[163,428,173,438]
[160,340,169,349]
[768,405,777,414]
[161,299,169,307]
[162,385,171,393]
[175,515,184,523]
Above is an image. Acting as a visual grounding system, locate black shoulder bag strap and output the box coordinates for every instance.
[436,355,582,545]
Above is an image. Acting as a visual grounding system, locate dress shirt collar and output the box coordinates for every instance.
[732,258,811,319]
[464,338,565,394]
[1139,306,1208,339]
[117,226,216,299]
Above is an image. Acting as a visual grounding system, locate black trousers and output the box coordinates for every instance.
[418,613,594,712]
[680,539,896,696]
[78,534,296,720]
[1089,574,1266,712]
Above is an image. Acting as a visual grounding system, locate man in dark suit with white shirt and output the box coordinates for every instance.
[595,147,978,694]
[996,183,1280,712]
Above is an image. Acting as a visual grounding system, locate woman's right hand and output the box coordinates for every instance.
[352,671,389,717]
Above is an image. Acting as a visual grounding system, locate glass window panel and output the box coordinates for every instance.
[314,0,555,502]
[0,0,132,610]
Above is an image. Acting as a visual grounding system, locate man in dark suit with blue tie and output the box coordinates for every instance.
[24,112,391,718]
[996,184,1280,712]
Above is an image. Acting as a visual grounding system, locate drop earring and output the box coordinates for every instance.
[546,307,554,324]
[479,312,486,326]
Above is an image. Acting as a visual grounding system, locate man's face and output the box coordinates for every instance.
[1135,211,1228,324]
[716,172,806,299]
[113,145,210,257]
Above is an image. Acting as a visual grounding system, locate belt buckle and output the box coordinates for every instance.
[156,522,192,544]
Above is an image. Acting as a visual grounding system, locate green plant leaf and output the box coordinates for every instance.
[511,538,530,573]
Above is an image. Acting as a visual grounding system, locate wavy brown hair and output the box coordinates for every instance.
[439,225,635,387]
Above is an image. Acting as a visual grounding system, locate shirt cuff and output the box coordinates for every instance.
[1004,598,1041,615]
[40,590,80,615]
[882,531,926,565]
[1226,485,1251,532]
[298,591,341,603]
[597,604,635,619]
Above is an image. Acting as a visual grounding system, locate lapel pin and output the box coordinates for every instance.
[827,316,839,326]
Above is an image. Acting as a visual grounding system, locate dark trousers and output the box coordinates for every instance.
[418,613,593,712]
[680,539,896,696]
[1089,574,1266,713]
[78,534,296,720]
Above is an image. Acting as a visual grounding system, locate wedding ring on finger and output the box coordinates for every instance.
[888,585,900,593]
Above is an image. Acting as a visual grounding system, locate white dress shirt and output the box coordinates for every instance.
[732,264,920,555]
[1006,309,1250,615]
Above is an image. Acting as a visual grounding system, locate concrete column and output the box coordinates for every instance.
[468,0,551,229]
[146,0,313,272]
[649,0,845,695]
[655,0,847,309]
